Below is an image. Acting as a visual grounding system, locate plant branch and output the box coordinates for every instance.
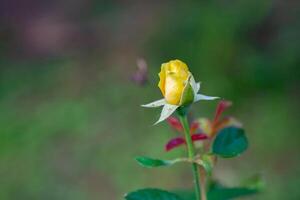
[179,114,204,200]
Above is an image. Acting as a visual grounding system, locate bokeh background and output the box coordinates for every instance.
[0,0,299,199]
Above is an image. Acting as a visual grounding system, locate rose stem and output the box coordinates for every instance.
[179,114,205,200]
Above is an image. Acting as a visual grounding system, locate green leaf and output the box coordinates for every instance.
[173,190,195,200]
[125,188,183,200]
[135,156,173,168]
[136,156,192,168]
[208,180,261,200]
[209,187,257,200]
[174,185,259,200]
[212,126,248,158]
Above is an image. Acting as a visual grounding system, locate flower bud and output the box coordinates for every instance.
[158,59,194,105]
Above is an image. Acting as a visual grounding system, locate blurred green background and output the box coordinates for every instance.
[0,0,299,199]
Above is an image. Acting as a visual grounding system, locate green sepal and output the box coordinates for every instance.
[212,126,248,158]
[154,104,179,125]
[180,81,194,106]
[125,188,183,200]
[176,106,190,117]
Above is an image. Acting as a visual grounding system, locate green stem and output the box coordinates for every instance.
[179,114,202,200]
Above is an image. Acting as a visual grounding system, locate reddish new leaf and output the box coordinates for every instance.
[165,137,185,151]
[213,100,232,123]
[191,133,208,141]
[167,117,183,132]
[165,134,208,152]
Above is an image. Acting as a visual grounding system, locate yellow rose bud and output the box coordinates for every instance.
[143,59,218,124]
[158,59,192,105]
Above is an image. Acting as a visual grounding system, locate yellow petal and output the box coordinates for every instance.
[158,63,167,96]
[165,74,186,105]
[158,59,190,105]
